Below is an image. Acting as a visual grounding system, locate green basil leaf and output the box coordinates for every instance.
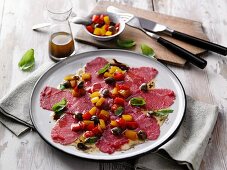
[115,106,124,116]
[130,97,146,106]
[84,137,98,144]
[149,109,173,117]
[117,39,136,48]
[18,49,35,71]
[141,44,155,58]
[98,63,110,74]
[52,98,67,113]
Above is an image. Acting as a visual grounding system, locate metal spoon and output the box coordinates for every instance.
[32,17,91,31]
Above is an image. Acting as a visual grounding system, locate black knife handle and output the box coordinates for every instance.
[172,30,227,56]
[157,37,207,69]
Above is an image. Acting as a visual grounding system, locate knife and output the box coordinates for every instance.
[107,6,227,56]
[126,17,207,69]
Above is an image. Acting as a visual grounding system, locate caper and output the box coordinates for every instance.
[77,81,84,89]
[91,115,100,125]
[137,130,147,140]
[101,89,110,97]
[105,77,116,85]
[111,127,122,136]
[77,142,88,150]
[140,83,148,92]
[60,81,71,89]
[84,136,99,144]
[75,112,83,121]
[147,111,154,117]
[108,26,116,33]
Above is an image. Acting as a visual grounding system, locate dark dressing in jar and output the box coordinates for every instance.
[49,32,75,61]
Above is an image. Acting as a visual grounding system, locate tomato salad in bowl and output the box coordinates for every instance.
[84,13,125,41]
[40,57,176,154]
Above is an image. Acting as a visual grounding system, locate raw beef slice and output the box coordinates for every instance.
[96,126,129,154]
[85,57,108,85]
[120,67,158,93]
[40,86,92,113]
[51,114,80,145]
[139,89,175,110]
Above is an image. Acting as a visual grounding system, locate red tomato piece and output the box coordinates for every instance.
[84,131,95,138]
[111,104,118,111]
[71,123,81,131]
[92,15,100,23]
[116,118,126,128]
[113,72,125,81]
[86,25,94,33]
[79,121,86,130]
[117,84,130,90]
[99,14,105,21]
[92,126,102,135]
[83,112,92,120]
[126,121,138,130]
[86,122,95,131]
[115,23,120,28]
[114,97,125,106]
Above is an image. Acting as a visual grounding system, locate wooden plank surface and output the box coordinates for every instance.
[75,1,209,66]
[0,0,227,170]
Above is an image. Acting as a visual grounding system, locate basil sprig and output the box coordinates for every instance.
[115,106,124,116]
[130,97,146,106]
[18,48,35,71]
[148,109,173,117]
[116,39,136,48]
[98,63,110,74]
[141,44,155,58]
[52,98,67,114]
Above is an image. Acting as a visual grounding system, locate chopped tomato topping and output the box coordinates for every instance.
[84,131,95,138]
[114,97,125,106]
[92,15,100,23]
[86,25,94,33]
[113,72,125,81]
[86,122,95,131]
[83,112,92,120]
[116,118,126,128]
[126,121,138,130]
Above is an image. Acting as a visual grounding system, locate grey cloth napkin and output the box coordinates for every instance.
[135,96,218,170]
[0,63,218,170]
[0,62,54,136]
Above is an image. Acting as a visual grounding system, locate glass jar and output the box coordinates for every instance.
[47,0,75,61]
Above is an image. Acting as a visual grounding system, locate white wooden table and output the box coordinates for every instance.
[0,0,227,169]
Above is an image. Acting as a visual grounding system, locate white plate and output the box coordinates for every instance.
[30,49,186,160]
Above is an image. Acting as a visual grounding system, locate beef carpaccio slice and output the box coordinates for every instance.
[138,89,175,110]
[96,126,129,154]
[85,57,108,86]
[51,114,80,145]
[117,67,158,94]
[40,86,92,113]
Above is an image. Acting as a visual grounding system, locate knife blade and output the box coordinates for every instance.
[107,6,227,56]
[126,17,207,69]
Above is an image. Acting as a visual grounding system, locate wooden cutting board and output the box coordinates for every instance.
[75,1,209,66]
